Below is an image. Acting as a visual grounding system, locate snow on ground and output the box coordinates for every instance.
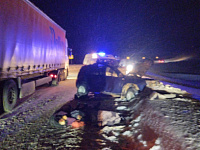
[0,79,77,141]
[0,65,199,149]
[99,79,200,149]
[146,72,200,100]
[160,81,200,100]
[144,80,200,150]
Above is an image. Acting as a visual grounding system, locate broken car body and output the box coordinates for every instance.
[76,63,146,100]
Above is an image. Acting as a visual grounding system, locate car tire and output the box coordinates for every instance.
[77,83,88,97]
[2,80,18,112]
[125,88,136,101]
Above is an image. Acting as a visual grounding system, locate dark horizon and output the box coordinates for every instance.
[29,0,200,63]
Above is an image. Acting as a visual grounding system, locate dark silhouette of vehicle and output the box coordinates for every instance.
[76,63,146,100]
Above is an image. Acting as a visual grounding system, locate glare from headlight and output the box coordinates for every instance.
[126,64,134,74]
[92,53,98,59]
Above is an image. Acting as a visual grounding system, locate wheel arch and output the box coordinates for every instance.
[0,78,19,93]
[76,82,89,98]
[121,83,139,99]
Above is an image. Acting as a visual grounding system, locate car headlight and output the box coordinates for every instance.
[92,53,98,59]
[126,64,134,74]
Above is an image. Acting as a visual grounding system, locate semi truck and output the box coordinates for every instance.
[0,0,69,112]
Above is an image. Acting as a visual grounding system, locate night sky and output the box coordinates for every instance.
[29,0,200,63]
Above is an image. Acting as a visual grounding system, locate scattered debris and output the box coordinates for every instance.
[98,111,121,126]
[149,91,176,100]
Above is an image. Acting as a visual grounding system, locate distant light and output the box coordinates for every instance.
[126,57,130,60]
[126,64,134,74]
[156,56,159,59]
[92,53,98,59]
[142,57,146,59]
[158,60,165,63]
[98,52,105,57]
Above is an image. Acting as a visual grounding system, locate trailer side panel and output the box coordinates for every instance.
[0,0,68,78]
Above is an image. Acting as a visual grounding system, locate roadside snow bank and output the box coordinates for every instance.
[144,80,200,150]
[146,72,200,100]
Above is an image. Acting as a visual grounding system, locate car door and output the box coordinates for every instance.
[104,66,124,94]
[88,64,106,92]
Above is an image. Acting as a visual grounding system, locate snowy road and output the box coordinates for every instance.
[0,64,199,150]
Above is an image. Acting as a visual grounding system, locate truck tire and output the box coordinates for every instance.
[125,87,136,101]
[64,68,68,80]
[66,68,69,79]
[60,69,66,81]
[2,80,18,112]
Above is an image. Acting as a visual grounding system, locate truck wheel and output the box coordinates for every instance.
[60,69,66,81]
[77,83,88,98]
[64,68,68,80]
[66,68,69,79]
[3,80,18,112]
[49,80,52,86]
[125,88,136,101]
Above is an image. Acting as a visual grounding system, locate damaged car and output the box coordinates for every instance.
[76,62,146,100]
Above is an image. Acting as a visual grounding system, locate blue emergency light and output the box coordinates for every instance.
[98,52,106,57]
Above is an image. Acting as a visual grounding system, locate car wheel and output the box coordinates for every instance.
[2,80,18,112]
[77,83,88,97]
[125,88,136,101]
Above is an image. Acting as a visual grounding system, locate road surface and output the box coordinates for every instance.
[0,64,199,150]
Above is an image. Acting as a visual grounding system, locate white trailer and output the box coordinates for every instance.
[0,0,69,112]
